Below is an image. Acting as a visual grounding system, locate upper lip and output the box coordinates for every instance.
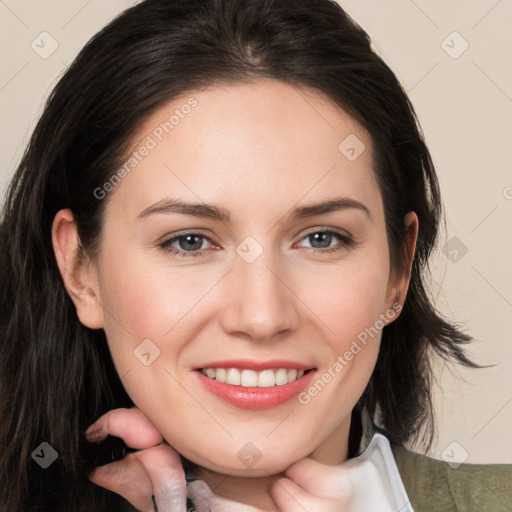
[195,359,315,371]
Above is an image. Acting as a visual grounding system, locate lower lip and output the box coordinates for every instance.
[194,369,317,410]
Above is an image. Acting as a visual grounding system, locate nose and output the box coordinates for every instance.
[219,248,300,343]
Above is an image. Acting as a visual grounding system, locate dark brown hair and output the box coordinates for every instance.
[0,0,482,509]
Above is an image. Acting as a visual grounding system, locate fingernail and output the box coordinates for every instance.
[85,424,106,443]
[85,430,102,442]
[85,422,97,434]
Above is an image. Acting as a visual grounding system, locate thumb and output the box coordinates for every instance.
[89,454,155,512]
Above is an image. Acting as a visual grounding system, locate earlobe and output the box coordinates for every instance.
[51,209,104,329]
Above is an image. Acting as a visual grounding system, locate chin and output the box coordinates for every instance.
[185,449,299,477]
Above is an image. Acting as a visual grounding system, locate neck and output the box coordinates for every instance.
[191,416,352,511]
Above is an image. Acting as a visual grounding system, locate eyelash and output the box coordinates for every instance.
[159,228,354,258]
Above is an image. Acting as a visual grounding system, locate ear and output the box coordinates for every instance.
[51,208,104,329]
[384,211,418,321]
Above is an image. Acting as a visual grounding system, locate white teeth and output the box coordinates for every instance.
[288,369,297,381]
[241,369,258,387]
[258,369,275,387]
[275,368,288,385]
[200,367,309,387]
[226,368,241,385]
[215,368,226,383]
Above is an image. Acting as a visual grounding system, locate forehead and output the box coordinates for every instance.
[105,79,381,221]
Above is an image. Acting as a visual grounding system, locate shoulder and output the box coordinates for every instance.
[391,444,512,512]
[356,408,512,512]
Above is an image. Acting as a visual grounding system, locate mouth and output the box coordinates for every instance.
[193,360,317,410]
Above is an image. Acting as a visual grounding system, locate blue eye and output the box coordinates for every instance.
[160,232,213,258]
[159,229,353,258]
[296,230,353,254]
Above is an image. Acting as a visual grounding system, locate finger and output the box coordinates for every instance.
[136,443,187,512]
[271,477,320,512]
[284,457,352,499]
[86,407,164,448]
[271,477,349,512]
[88,454,155,512]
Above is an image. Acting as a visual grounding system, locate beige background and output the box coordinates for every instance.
[1,0,511,463]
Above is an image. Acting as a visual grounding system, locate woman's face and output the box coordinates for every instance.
[83,80,413,475]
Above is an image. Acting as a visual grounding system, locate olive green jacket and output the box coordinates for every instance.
[358,410,512,512]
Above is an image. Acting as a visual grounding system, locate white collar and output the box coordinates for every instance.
[342,432,414,511]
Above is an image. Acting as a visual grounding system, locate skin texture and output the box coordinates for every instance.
[53,79,418,510]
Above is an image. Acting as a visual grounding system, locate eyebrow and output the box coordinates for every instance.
[137,196,372,223]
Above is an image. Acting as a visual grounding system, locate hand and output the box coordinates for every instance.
[271,457,354,512]
[85,407,190,512]
[178,457,355,512]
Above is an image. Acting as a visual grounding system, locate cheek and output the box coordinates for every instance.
[94,250,178,381]
[304,256,391,336]
[98,253,201,340]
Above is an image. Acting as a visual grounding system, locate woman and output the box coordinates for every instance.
[1,0,509,510]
